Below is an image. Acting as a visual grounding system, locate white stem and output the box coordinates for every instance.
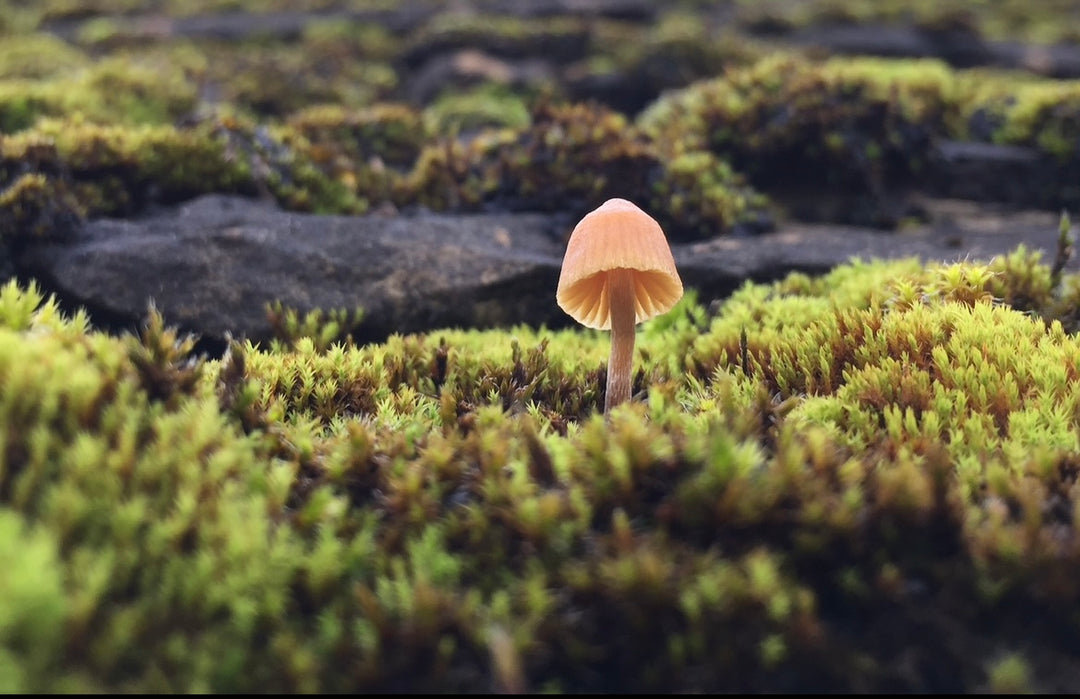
[605,269,636,412]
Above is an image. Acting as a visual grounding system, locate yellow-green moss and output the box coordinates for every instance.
[651,150,773,236]
[4,2,1080,691]
[0,114,369,220]
[639,54,1080,216]
[957,75,1080,162]
[639,54,958,185]
[288,102,423,169]
[423,85,532,138]
[0,55,197,133]
[4,247,1080,690]
[0,34,89,80]
[986,653,1033,694]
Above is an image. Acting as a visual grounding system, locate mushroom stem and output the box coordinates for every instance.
[605,268,636,412]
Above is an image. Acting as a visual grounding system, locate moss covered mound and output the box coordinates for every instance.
[639,54,1080,221]
[2,246,1080,691]
[0,100,772,240]
[404,101,771,238]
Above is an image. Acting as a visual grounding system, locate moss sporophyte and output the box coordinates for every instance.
[556,198,684,413]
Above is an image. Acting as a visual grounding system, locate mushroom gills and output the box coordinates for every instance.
[557,269,682,330]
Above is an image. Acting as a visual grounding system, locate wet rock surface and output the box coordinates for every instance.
[13,194,1076,346]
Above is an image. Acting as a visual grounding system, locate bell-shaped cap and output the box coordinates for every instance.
[556,198,683,330]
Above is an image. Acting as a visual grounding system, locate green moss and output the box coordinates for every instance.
[640,54,1080,218]
[288,102,424,170]
[651,150,773,236]
[986,653,1033,694]
[959,76,1080,162]
[0,55,197,133]
[1,117,244,217]
[423,85,532,139]
[0,114,367,219]
[4,247,1080,690]
[0,34,89,80]
[403,101,771,239]
[639,54,957,195]
[0,172,82,242]
[6,2,1080,691]
[300,18,400,62]
[0,510,67,693]
[264,301,366,353]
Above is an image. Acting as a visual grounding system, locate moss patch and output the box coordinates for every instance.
[3,246,1080,690]
[403,101,770,238]
[639,54,1080,222]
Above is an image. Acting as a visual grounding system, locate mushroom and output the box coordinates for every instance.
[556,198,683,412]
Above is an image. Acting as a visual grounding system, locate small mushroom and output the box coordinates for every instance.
[556,198,683,412]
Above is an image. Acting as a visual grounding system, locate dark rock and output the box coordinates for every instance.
[790,24,949,60]
[0,242,14,287]
[491,0,656,20]
[928,141,1051,206]
[990,41,1080,79]
[679,199,1080,301]
[13,195,1077,347]
[15,195,570,346]
[784,23,1080,78]
[786,23,993,66]
[564,61,697,118]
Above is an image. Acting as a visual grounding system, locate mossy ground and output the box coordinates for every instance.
[3,247,1080,691]
[3,1,1080,691]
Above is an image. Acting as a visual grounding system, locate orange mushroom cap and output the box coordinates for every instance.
[556,198,683,330]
